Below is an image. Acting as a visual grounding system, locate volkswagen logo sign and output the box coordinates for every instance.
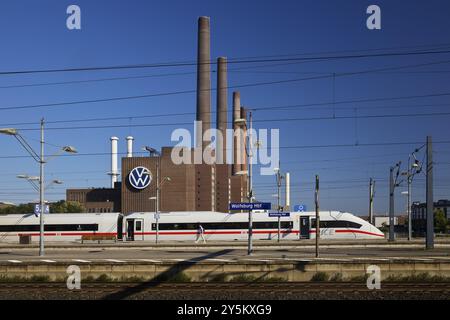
[129,166,152,190]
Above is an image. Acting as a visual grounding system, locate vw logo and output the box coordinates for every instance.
[129,166,152,190]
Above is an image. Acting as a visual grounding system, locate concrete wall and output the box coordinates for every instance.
[2,260,449,282]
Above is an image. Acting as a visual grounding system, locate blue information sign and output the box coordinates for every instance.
[268,212,290,217]
[229,202,271,210]
[293,204,307,212]
[34,204,50,216]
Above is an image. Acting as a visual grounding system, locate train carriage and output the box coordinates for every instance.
[0,210,384,243]
[0,213,120,243]
[123,211,384,241]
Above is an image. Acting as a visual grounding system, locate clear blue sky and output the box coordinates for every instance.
[0,0,450,216]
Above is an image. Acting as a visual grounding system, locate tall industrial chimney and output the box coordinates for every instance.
[126,136,134,158]
[216,57,227,164]
[285,172,291,211]
[196,16,212,153]
[109,136,119,188]
[240,107,247,173]
[232,91,241,175]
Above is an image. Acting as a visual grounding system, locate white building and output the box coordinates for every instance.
[374,216,398,228]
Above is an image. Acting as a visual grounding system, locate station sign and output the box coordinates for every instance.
[293,204,307,212]
[229,202,271,210]
[34,204,50,217]
[268,212,290,217]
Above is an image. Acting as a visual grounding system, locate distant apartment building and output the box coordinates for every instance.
[411,199,450,236]
[66,184,121,213]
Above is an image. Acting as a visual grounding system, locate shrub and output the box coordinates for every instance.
[30,275,50,282]
[210,273,228,282]
[310,272,329,282]
[229,274,258,282]
[330,273,343,282]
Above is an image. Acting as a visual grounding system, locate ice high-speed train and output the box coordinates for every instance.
[0,211,384,243]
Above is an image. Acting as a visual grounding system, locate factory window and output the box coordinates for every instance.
[0,224,99,232]
[152,221,293,231]
[310,220,362,229]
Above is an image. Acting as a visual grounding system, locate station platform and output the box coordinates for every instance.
[1,238,449,250]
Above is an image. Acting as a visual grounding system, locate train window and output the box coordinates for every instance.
[135,221,142,231]
[152,221,293,231]
[0,224,99,232]
[310,220,362,229]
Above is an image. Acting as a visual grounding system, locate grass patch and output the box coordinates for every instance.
[259,276,287,283]
[0,275,27,283]
[94,274,113,282]
[229,274,258,282]
[153,271,192,283]
[210,273,229,282]
[30,275,50,282]
[120,275,146,282]
[348,274,369,282]
[0,275,51,283]
[211,274,287,283]
[330,273,343,282]
[385,273,450,282]
[310,272,329,282]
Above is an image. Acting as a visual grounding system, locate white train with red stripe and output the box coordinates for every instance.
[0,213,119,243]
[0,210,384,243]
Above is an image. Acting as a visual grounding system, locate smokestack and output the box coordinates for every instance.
[109,136,119,188]
[126,136,134,158]
[285,172,291,211]
[216,57,227,164]
[232,92,241,175]
[240,107,247,173]
[196,16,212,152]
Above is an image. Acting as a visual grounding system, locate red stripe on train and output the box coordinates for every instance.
[14,229,383,238]
[135,230,297,236]
[309,229,384,237]
[15,230,295,237]
[17,232,117,237]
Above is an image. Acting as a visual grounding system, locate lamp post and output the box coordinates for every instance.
[143,146,171,244]
[247,111,253,256]
[17,175,63,192]
[400,149,422,240]
[274,165,283,242]
[389,161,401,242]
[149,176,171,244]
[0,119,77,256]
[149,196,159,243]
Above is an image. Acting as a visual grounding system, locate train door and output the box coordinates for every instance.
[134,219,144,241]
[299,216,310,239]
[126,219,135,241]
[126,218,144,241]
[117,215,123,241]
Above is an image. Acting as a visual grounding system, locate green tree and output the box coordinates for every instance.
[0,201,85,214]
[434,208,448,233]
[49,200,85,213]
[0,203,34,215]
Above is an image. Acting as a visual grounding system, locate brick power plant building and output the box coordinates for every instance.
[67,17,248,214]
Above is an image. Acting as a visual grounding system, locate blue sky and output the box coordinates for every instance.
[0,0,450,215]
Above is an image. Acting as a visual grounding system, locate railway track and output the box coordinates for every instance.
[0,282,448,299]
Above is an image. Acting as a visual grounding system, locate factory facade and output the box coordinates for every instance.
[67,17,249,214]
